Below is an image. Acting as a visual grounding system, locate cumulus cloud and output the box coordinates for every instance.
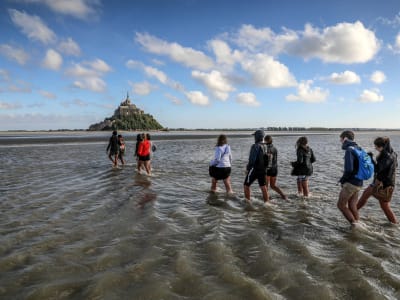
[241,54,297,88]
[165,93,182,105]
[73,77,106,92]
[236,92,261,107]
[18,0,101,20]
[42,49,63,70]
[329,70,361,84]
[58,38,81,56]
[129,81,157,96]
[185,91,209,106]
[192,70,235,101]
[370,70,386,84]
[66,59,111,92]
[358,89,384,103]
[135,32,214,70]
[0,44,29,65]
[143,66,168,84]
[209,39,242,67]
[286,80,329,103]
[9,9,56,44]
[286,21,380,63]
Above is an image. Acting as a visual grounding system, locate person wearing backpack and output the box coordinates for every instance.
[209,134,233,194]
[244,129,269,203]
[291,136,316,197]
[337,130,370,225]
[264,135,288,200]
[357,137,398,224]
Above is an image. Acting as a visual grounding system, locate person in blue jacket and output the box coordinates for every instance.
[337,130,363,225]
[243,129,269,203]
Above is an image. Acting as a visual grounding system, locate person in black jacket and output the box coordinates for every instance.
[291,136,316,197]
[357,137,398,224]
[244,129,269,203]
[106,130,119,167]
[265,135,287,200]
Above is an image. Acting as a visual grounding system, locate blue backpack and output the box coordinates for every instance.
[350,146,374,180]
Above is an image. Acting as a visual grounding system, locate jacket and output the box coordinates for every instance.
[210,144,232,168]
[375,149,397,188]
[292,146,315,176]
[266,143,278,170]
[246,143,266,174]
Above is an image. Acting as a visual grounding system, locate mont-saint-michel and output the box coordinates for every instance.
[88,94,163,131]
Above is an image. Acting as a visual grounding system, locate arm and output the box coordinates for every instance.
[210,147,223,166]
[247,144,259,170]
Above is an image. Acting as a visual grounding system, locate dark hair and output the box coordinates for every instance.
[340,130,354,141]
[265,135,272,144]
[216,134,227,146]
[136,133,143,142]
[112,130,117,135]
[146,133,151,140]
[374,136,393,153]
[296,136,308,148]
[118,134,122,138]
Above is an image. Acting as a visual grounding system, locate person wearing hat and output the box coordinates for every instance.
[106,130,119,167]
[244,129,269,203]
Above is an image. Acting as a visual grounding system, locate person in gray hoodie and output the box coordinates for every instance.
[337,130,363,225]
[244,129,269,203]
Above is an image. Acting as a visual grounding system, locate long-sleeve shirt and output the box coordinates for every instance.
[210,144,232,168]
[340,140,362,186]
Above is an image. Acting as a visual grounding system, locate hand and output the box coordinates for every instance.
[367,151,373,158]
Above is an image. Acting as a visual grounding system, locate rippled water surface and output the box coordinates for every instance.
[1,132,400,299]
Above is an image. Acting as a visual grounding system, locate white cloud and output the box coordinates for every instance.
[9,9,56,44]
[65,59,111,92]
[135,32,214,70]
[58,38,81,56]
[370,70,386,84]
[165,93,182,105]
[235,24,274,51]
[192,70,235,101]
[185,91,209,106]
[18,0,101,20]
[0,101,22,110]
[286,80,329,103]
[358,89,384,103]
[209,39,241,67]
[0,44,29,65]
[73,77,106,93]
[329,70,361,84]
[286,21,380,63]
[236,92,261,107]
[144,66,168,84]
[42,49,63,70]
[129,81,156,96]
[39,90,56,99]
[241,54,297,88]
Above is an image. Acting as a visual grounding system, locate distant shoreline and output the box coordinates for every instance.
[1,129,399,146]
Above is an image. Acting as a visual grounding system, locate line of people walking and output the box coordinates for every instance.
[106,130,156,175]
[209,129,398,224]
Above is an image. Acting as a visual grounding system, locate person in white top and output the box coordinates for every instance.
[209,134,233,194]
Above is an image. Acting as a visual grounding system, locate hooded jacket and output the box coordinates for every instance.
[375,143,397,187]
[340,139,363,186]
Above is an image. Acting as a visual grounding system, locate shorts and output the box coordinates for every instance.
[209,166,231,180]
[340,182,362,199]
[244,169,266,187]
[372,184,394,202]
[297,175,308,182]
[138,155,150,161]
[266,168,278,177]
[109,149,118,155]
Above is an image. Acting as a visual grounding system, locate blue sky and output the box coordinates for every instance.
[1,0,400,130]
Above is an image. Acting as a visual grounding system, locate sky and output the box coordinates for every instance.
[1,0,400,130]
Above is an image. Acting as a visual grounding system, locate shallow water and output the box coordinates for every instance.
[1,132,400,299]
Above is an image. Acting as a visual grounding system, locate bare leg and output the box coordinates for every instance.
[349,193,359,221]
[270,177,287,200]
[144,161,151,175]
[244,185,251,202]
[357,185,373,210]
[337,188,357,224]
[211,178,217,192]
[260,185,269,203]
[302,180,309,197]
[379,200,398,224]
[297,179,303,195]
[223,176,233,194]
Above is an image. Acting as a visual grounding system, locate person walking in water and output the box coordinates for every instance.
[357,137,398,224]
[337,130,364,225]
[264,135,288,200]
[106,130,119,167]
[209,134,233,194]
[291,136,316,197]
[137,133,151,175]
[117,134,126,165]
[244,129,269,204]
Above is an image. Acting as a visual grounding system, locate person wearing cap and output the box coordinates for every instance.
[106,130,119,167]
[244,129,269,203]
